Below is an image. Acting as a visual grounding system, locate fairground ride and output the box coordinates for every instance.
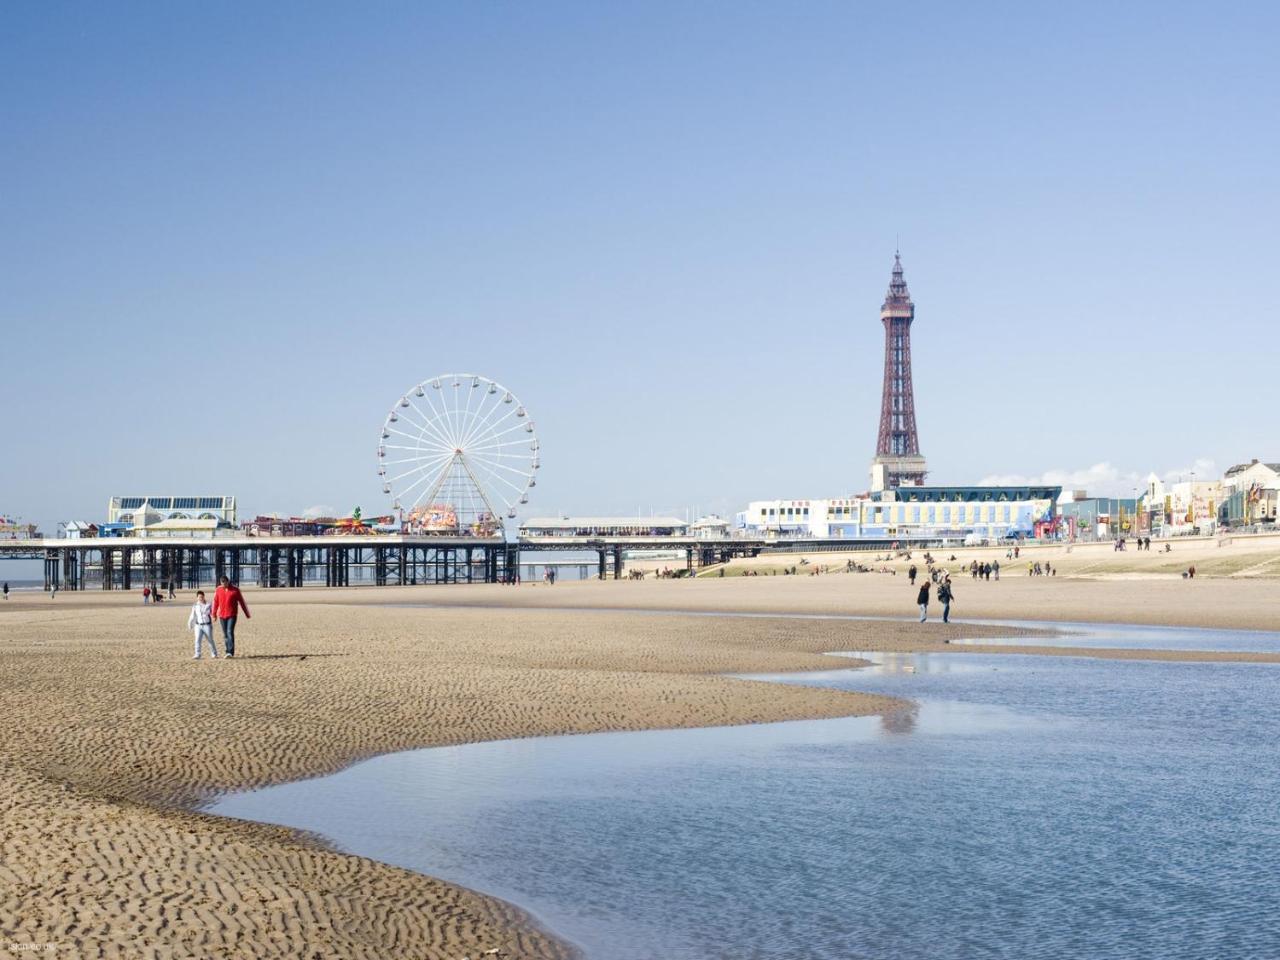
[377,374,539,534]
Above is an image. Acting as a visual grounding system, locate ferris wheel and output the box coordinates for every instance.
[377,374,539,533]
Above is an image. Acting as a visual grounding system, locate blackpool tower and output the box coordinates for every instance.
[870,252,928,491]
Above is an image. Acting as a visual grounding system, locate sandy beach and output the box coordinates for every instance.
[579,535,1280,630]
[2,571,1278,958]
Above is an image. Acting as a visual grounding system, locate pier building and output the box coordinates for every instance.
[107,496,237,527]
[520,517,689,538]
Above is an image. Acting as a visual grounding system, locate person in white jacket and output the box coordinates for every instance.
[188,590,218,659]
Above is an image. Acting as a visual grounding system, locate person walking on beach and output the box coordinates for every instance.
[212,576,250,657]
[938,577,954,623]
[142,585,151,604]
[992,559,1000,581]
[187,590,218,659]
[917,581,931,622]
[2,582,7,600]
[908,564,917,585]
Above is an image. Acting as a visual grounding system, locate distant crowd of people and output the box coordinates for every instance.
[140,581,177,604]
[1114,536,1173,554]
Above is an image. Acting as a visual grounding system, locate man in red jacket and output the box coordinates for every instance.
[211,576,250,657]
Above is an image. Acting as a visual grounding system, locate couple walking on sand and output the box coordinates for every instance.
[917,577,955,624]
[188,576,251,659]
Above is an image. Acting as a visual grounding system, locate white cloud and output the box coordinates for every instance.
[979,459,1220,498]
[300,504,337,519]
[1157,458,1219,486]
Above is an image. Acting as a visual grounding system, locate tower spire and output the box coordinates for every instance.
[886,251,910,301]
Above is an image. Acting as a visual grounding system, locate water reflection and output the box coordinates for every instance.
[211,647,1280,960]
[879,704,918,736]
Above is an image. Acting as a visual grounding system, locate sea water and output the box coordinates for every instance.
[210,628,1280,960]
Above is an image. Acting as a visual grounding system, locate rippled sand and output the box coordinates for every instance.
[2,576,1276,958]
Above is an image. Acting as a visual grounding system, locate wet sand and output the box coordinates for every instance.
[1,576,1276,957]
[386,562,1280,631]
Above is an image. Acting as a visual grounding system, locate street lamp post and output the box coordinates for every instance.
[1132,486,1138,541]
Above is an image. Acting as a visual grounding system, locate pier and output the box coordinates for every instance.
[1,533,916,589]
[1,535,518,590]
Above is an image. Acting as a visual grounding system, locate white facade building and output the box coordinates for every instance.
[689,515,732,539]
[1161,480,1223,534]
[1223,460,1280,493]
[738,486,1061,542]
[738,500,821,536]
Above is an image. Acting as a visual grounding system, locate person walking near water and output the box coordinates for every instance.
[908,564,918,585]
[212,576,250,657]
[917,580,931,622]
[187,590,218,659]
[2,582,7,600]
[938,577,954,623]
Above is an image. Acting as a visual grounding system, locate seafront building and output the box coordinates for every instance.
[1057,494,1143,540]
[1222,459,1280,492]
[738,486,1061,543]
[1218,460,1280,530]
[1057,467,1275,540]
[1148,477,1223,536]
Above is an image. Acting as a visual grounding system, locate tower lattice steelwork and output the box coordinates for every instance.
[870,252,927,490]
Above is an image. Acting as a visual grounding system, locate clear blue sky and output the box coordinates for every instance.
[3,2,1277,533]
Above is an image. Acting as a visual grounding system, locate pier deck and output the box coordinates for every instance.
[1,533,911,588]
